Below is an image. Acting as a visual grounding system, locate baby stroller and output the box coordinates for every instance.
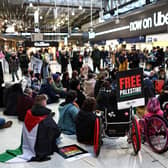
[139,114,168,153]
[93,106,141,156]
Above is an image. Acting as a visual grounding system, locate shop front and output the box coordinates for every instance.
[94,0,168,50]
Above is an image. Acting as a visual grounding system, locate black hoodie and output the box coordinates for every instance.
[76,110,96,144]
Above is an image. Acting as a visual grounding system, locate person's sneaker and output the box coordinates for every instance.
[1,121,13,129]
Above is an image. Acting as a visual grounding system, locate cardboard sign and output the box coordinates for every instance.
[116,68,145,109]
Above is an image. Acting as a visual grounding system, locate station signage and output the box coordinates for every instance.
[130,10,168,32]
[34,42,50,47]
[25,41,58,47]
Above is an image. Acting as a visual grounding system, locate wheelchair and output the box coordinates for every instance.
[139,114,168,153]
[93,107,141,156]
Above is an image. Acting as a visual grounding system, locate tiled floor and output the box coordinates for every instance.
[0,61,168,168]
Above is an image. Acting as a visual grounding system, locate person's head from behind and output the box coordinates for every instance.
[70,79,80,91]
[72,70,78,79]
[47,76,53,84]
[88,73,94,80]
[52,73,60,82]
[65,90,77,104]
[81,97,96,112]
[24,88,33,97]
[147,97,161,114]
[63,71,69,80]
[102,80,111,89]
[34,94,48,107]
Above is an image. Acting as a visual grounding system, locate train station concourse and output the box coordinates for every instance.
[0,0,168,168]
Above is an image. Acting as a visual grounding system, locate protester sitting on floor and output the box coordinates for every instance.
[39,76,59,104]
[58,90,79,135]
[76,97,97,144]
[83,73,96,97]
[29,70,41,92]
[96,80,117,112]
[61,71,70,90]
[70,79,85,108]
[21,69,31,92]
[3,83,23,116]
[17,88,34,121]
[94,72,106,98]
[0,94,61,162]
[0,118,12,129]
[51,73,66,98]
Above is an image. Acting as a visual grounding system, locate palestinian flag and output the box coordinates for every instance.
[0,109,58,163]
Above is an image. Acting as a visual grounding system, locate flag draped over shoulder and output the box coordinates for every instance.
[0,110,47,163]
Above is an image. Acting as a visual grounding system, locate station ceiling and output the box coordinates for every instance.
[0,0,102,33]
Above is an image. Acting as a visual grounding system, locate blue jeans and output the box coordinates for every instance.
[0,118,5,127]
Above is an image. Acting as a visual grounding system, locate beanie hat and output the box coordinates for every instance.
[52,73,59,80]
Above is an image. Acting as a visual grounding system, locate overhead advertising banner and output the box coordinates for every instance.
[129,10,168,32]
[94,2,168,40]
[116,68,145,110]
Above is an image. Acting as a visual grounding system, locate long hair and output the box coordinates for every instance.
[81,97,96,112]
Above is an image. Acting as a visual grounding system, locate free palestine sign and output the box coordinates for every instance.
[116,69,145,110]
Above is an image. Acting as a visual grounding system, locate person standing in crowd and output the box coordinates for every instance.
[58,90,79,135]
[156,46,164,67]
[60,47,69,73]
[4,49,12,73]
[71,48,81,73]
[165,46,168,69]
[0,47,6,73]
[76,97,97,144]
[17,47,29,75]
[100,46,108,69]
[9,52,19,82]
[41,49,50,83]
[118,50,128,71]
[128,49,140,69]
[84,47,90,63]
[91,44,101,73]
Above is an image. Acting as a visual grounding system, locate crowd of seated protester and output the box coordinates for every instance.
[2,45,168,162]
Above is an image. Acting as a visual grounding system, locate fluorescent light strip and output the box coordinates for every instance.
[21,33,83,36]
[96,25,130,36]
